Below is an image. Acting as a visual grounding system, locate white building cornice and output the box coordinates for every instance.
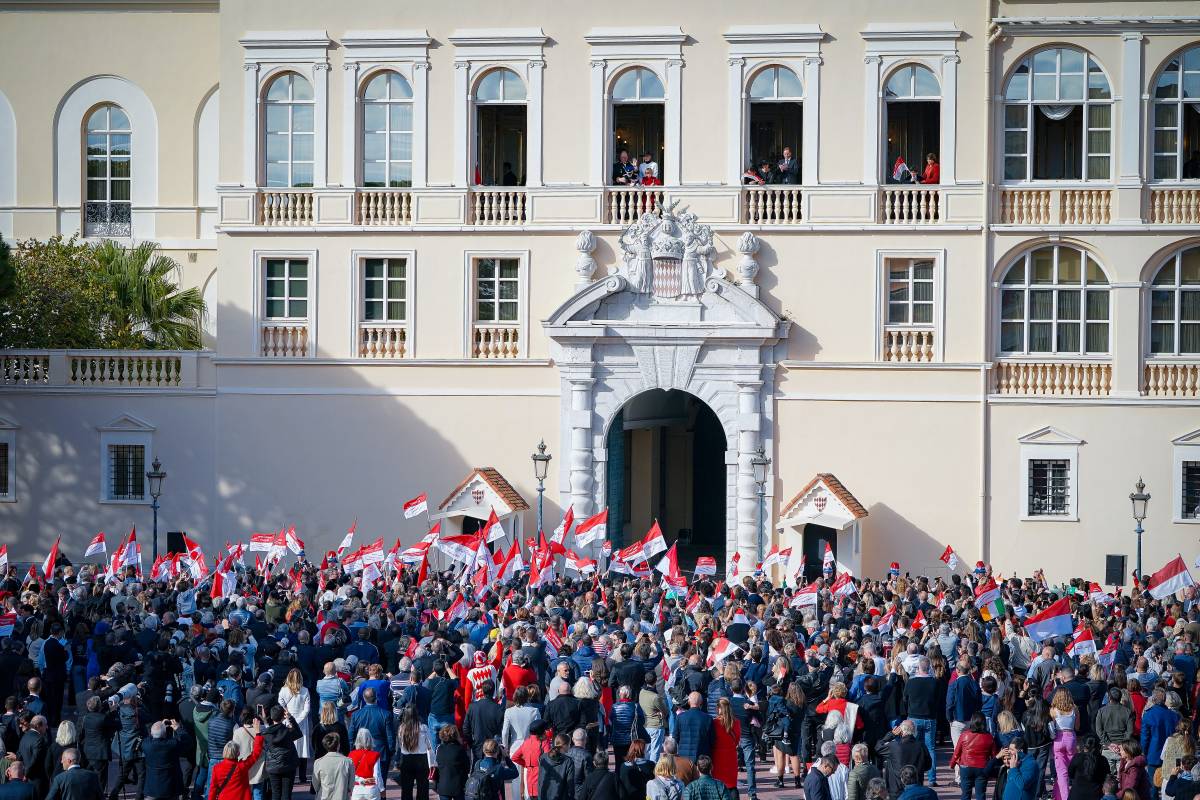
[239,30,332,63]
[341,29,432,61]
[994,16,1200,36]
[448,27,547,61]
[584,26,686,60]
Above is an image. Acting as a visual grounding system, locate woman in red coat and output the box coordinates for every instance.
[209,720,263,800]
[711,698,742,793]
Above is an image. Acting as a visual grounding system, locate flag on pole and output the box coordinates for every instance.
[575,509,608,547]
[85,533,107,558]
[0,544,8,573]
[760,544,791,569]
[421,522,442,544]
[551,507,574,545]
[399,541,431,564]
[1097,635,1117,670]
[640,521,668,558]
[360,537,386,565]
[974,578,1006,621]
[616,540,646,564]
[794,554,808,584]
[655,543,680,578]
[822,542,835,570]
[790,583,818,608]
[565,551,597,574]
[1145,555,1195,599]
[248,532,276,552]
[284,526,305,556]
[600,541,612,558]
[42,537,60,580]
[1066,623,1097,657]
[436,533,485,564]
[1023,597,1074,643]
[830,572,856,597]
[337,520,356,556]
[495,538,525,582]
[874,607,896,633]
[912,610,927,631]
[403,493,429,519]
[939,545,959,571]
[706,637,741,669]
[694,556,716,576]
[481,509,507,544]
[728,552,741,580]
[1087,582,1114,605]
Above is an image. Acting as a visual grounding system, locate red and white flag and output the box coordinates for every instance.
[210,554,237,600]
[912,609,927,631]
[1088,582,1114,605]
[640,521,668,559]
[760,544,792,569]
[823,542,836,570]
[403,493,428,519]
[939,545,959,571]
[551,507,574,545]
[575,509,608,547]
[400,541,431,564]
[790,583,819,608]
[0,613,14,637]
[284,526,305,555]
[1066,623,1097,658]
[1146,555,1195,599]
[616,539,646,565]
[794,554,808,583]
[830,571,856,597]
[875,607,896,633]
[42,537,60,580]
[495,538,525,582]
[694,556,716,576]
[1097,635,1118,670]
[544,625,564,659]
[0,544,8,573]
[248,532,276,552]
[565,550,597,574]
[337,520,356,556]
[706,637,742,669]
[361,537,386,565]
[481,509,507,544]
[686,592,704,615]
[85,533,107,558]
[421,522,442,544]
[728,552,741,580]
[601,540,612,558]
[655,543,680,579]
[180,534,209,580]
[436,533,485,564]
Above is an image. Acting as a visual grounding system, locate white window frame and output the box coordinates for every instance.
[84,103,133,238]
[463,249,530,358]
[874,249,946,361]
[359,70,415,189]
[350,249,417,358]
[239,31,332,189]
[861,23,962,187]
[0,418,16,503]
[1149,45,1200,183]
[1146,245,1200,357]
[261,72,316,189]
[253,249,318,356]
[449,28,547,188]
[995,244,1112,357]
[1172,429,1200,524]
[341,30,432,189]
[1000,46,1114,184]
[1018,426,1083,522]
[586,26,686,187]
[98,414,155,506]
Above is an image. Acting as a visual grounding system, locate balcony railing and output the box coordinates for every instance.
[259,190,315,226]
[607,187,664,225]
[260,323,309,357]
[470,189,527,225]
[358,190,414,225]
[744,186,803,225]
[359,324,409,358]
[993,359,1112,396]
[881,328,935,362]
[1143,360,1200,397]
[879,187,941,224]
[998,187,1112,225]
[472,324,520,358]
[1,350,201,388]
[1149,188,1200,225]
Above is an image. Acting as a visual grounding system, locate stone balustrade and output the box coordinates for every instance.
[998,187,1112,225]
[1143,361,1200,397]
[472,325,520,358]
[1149,188,1200,225]
[607,187,664,225]
[993,359,1111,396]
[258,190,315,226]
[882,328,935,362]
[743,186,804,225]
[1,351,202,388]
[470,189,527,225]
[879,187,941,224]
[358,190,414,225]
[260,324,309,357]
[359,324,409,358]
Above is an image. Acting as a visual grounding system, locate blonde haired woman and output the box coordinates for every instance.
[646,756,684,800]
[279,667,313,784]
[1049,688,1080,800]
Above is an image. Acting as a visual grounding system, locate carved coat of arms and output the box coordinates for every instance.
[617,201,714,299]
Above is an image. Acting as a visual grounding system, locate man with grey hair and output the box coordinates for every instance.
[877,719,931,798]
[46,747,102,800]
[0,760,36,800]
[902,657,938,786]
[142,719,184,800]
[566,729,593,798]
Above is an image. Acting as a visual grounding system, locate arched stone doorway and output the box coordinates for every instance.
[604,389,727,568]
[544,208,790,567]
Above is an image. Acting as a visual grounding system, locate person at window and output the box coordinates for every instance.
[639,153,659,184]
[757,160,777,185]
[1184,151,1200,180]
[502,162,520,187]
[640,165,662,187]
[613,150,638,186]
[776,147,800,184]
[742,163,766,186]
[916,154,940,185]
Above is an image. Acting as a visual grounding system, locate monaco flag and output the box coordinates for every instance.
[728,552,741,579]
[790,583,818,608]
[641,520,668,559]
[1146,555,1195,599]
[939,545,959,571]
[694,556,716,576]
[1066,623,1097,657]
[616,539,646,564]
[1024,596,1074,642]
[823,542,836,569]
[574,509,608,547]
[421,521,442,544]
[706,637,742,669]
[551,507,574,545]
[85,533,107,558]
[436,533,484,564]
[248,532,277,552]
[284,526,305,556]
[0,544,7,573]
[360,537,386,565]
[481,509,507,544]
[565,550,597,574]
[337,520,356,556]
[655,542,680,579]
[830,571,856,597]
[42,537,61,580]
[399,541,431,564]
[403,493,429,519]
[875,607,896,633]
[911,610,927,631]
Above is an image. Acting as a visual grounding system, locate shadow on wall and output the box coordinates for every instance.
[742,236,821,360]
[861,502,962,579]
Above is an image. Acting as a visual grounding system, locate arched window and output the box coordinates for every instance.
[85,103,131,237]
[362,71,413,188]
[474,67,526,186]
[883,65,940,183]
[999,244,1110,354]
[1002,47,1112,182]
[263,72,314,188]
[1152,46,1200,180]
[1149,245,1200,355]
[747,66,803,181]
[611,67,665,185]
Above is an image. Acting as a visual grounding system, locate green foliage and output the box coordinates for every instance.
[0,237,207,350]
[0,236,13,302]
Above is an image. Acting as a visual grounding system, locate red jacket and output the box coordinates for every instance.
[511,734,550,796]
[208,734,263,800]
[502,664,537,701]
[950,731,996,769]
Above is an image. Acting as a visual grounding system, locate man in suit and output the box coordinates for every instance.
[675,692,713,762]
[0,761,37,800]
[17,713,49,797]
[777,146,800,184]
[46,748,103,800]
[141,720,184,800]
[463,680,505,762]
[348,688,395,770]
[876,720,932,799]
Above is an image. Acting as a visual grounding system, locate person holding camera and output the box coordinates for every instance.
[107,688,146,800]
[142,719,185,800]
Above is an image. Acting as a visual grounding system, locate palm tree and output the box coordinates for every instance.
[92,239,206,349]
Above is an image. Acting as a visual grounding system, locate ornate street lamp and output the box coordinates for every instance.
[750,445,771,564]
[1129,477,1150,583]
[147,456,166,561]
[532,440,552,538]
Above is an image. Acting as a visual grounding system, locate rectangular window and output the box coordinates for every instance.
[1184,461,1200,520]
[264,258,308,320]
[108,444,145,501]
[475,257,520,323]
[1028,458,1070,516]
[363,258,407,322]
[886,259,935,325]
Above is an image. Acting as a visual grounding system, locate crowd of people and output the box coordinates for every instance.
[0,544,1195,800]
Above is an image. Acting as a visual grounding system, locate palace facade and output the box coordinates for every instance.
[1,0,1199,582]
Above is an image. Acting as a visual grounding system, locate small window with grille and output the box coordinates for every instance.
[1183,461,1200,520]
[1028,458,1070,516]
[108,444,145,501]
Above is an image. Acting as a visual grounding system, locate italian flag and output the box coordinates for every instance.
[974,577,1006,621]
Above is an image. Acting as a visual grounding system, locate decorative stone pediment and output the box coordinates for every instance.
[97,414,156,432]
[1017,426,1085,446]
[778,473,869,532]
[436,466,529,522]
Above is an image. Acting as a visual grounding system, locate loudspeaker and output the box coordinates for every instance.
[167,531,187,554]
[1105,554,1126,586]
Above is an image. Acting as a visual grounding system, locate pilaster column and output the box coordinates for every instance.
[589,60,607,187]
[412,61,430,188]
[340,62,359,188]
[567,376,596,518]
[453,61,471,187]
[862,56,882,187]
[1116,32,1145,223]
[1111,282,1145,397]
[940,54,959,185]
[803,57,822,187]
[665,59,684,185]
[312,62,330,188]
[242,62,260,187]
[735,381,764,565]
[727,58,746,185]
[526,60,545,187]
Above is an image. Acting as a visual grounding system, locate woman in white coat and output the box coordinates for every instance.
[278,667,313,784]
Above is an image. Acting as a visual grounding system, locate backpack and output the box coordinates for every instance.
[668,667,688,706]
[464,759,501,800]
[763,705,790,743]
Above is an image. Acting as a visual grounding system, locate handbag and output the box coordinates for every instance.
[429,743,440,783]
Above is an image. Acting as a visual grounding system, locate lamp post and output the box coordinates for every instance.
[532,440,552,537]
[1129,477,1150,583]
[750,445,771,565]
[146,456,166,561]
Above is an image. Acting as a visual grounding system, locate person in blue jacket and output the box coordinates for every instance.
[1141,688,1180,797]
[1002,738,1042,800]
